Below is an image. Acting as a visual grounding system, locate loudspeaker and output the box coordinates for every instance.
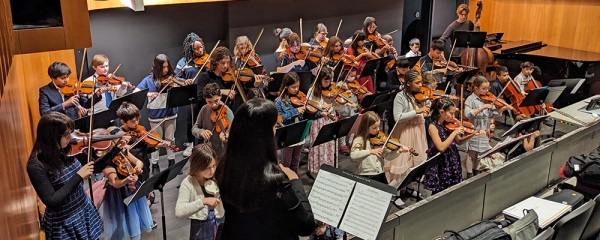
[401,0,433,55]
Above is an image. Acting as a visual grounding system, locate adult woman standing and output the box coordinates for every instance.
[215,98,314,240]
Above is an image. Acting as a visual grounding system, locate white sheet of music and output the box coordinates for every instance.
[308,170,355,227]
[339,182,392,240]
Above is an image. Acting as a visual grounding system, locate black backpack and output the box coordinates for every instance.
[567,147,600,187]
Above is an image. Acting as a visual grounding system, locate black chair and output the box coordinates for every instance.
[532,227,554,240]
[551,200,596,240]
[581,194,600,240]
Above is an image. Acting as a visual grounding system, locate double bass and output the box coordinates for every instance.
[460,1,494,75]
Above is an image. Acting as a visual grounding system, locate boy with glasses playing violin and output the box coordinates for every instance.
[192,83,234,158]
[39,62,99,120]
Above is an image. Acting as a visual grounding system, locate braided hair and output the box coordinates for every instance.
[401,70,422,109]
[182,32,204,63]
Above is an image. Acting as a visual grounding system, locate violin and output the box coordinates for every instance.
[97,74,127,86]
[128,125,179,151]
[112,151,137,191]
[444,118,492,137]
[415,87,459,102]
[194,53,211,69]
[356,47,379,60]
[241,51,262,67]
[222,66,273,83]
[332,49,357,66]
[60,79,116,96]
[347,81,370,95]
[289,91,321,114]
[67,129,123,156]
[480,92,510,109]
[322,84,340,99]
[160,75,186,88]
[369,131,418,156]
[210,105,231,134]
[367,33,389,48]
[295,45,323,63]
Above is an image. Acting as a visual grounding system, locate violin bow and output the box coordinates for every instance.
[331,37,358,75]
[129,117,169,149]
[335,19,343,37]
[239,28,264,71]
[85,67,98,204]
[299,18,303,43]
[76,48,87,118]
[443,39,458,94]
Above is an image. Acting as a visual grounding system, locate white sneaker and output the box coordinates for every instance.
[183,142,193,157]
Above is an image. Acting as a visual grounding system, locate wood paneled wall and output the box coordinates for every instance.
[87,0,229,11]
[0,0,14,100]
[0,50,75,239]
[469,0,600,53]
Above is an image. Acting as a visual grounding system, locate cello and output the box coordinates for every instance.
[503,75,536,116]
[460,1,494,75]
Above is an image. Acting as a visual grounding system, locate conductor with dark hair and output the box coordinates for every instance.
[215,98,314,239]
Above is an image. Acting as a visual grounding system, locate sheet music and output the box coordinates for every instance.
[572,79,585,94]
[308,170,356,227]
[147,92,168,109]
[339,183,393,240]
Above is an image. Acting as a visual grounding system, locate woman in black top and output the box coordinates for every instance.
[215,98,314,240]
[26,112,103,239]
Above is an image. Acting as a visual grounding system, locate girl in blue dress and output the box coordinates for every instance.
[26,112,103,239]
[101,140,153,240]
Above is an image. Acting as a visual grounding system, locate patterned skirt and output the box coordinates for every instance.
[308,117,336,174]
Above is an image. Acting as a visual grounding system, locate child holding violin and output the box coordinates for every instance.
[413,39,446,83]
[322,36,350,68]
[334,68,360,154]
[175,144,224,240]
[177,32,207,157]
[464,76,511,178]
[136,54,181,175]
[100,132,154,240]
[192,83,234,158]
[347,30,375,96]
[39,61,98,120]
[491,65,511,98]
[514,61,535,95]
[26,112,102,239]
[423,98,481,194]
[276,33,310,73]
[362,17,391,58]
[351,111,410,184]
[275,72,307,172]
[197,46,242,111]
[233,35,267,89]
[85,54,133,114]
[388,70,429,187]
[307,67,337,179]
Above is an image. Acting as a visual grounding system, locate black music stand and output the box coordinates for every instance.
[311,115,359,167]
[444,68,480,94]
[297,71,314,94]
[108,89,148,113]
[520,88,549,115]
[392,153,441,206]
[407,56,420,69]
[548,78,585,107]
[275,120,310,149]
[124,157,189,240]
[360,57,390,92]
[501,115,549,138]
[360,90,391,109]
[453,31,487,49]
[167,84,199,146]
[74,109,118,131]
[478,133,534,160]
[267,72,285,95]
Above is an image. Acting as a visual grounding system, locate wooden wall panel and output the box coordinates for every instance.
[62,0,93,49]
[0,50,75,239]
[0,0,14,100]
[87,0,230,11]
[469,0,600,53]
